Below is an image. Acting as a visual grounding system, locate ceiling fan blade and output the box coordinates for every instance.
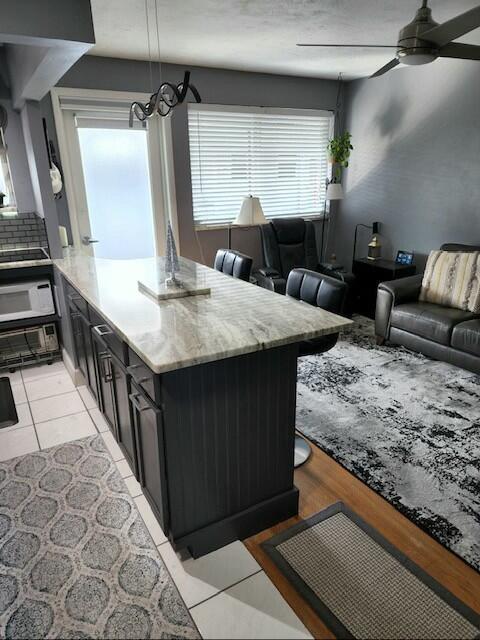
[421,6,480,48]
[370,58,400,78]
[296,44,397,48]
[439,42,480,60]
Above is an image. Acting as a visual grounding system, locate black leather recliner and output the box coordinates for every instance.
[255,218,319,295]
[375,243,480,374]
[286,268,348,467]
[214,249,253,282]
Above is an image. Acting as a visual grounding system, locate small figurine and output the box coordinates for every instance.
[165,221,180,286]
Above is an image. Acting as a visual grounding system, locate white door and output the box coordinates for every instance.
[53,91,175,259]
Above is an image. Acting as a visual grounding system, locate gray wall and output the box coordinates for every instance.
[333,59,480,271]
[0,99,36,213]
[46,55,340,263]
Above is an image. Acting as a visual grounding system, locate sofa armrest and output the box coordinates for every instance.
[257,267,281,278]
[254,270,286,295]
[375,274,423,340]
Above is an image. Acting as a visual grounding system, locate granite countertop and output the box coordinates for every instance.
[54,254,352,374]
[0,258,53,270]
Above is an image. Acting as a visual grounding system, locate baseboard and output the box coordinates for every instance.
[62,348,85,386]
[172,487,300,558]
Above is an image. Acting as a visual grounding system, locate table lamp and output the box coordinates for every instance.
[229,196,267,249]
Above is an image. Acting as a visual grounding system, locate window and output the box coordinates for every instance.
[51,88,176,258]
[0,128,17,213]
[188,104,333,226]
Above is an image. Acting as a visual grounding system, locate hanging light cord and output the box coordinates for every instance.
[145,0,154,94]
[130,0,202,126]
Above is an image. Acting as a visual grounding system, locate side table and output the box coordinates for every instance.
[352,258,416,319]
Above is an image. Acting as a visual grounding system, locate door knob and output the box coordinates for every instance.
[82,236,99,245]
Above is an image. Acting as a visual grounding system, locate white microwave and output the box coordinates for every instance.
[0,279,55,322]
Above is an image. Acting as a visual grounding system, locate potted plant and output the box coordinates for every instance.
[327,132,353,180]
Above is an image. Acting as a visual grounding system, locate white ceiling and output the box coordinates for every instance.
[89,0,480,80]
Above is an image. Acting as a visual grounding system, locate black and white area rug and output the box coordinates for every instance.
[296,316,480,572]
[0,435,199,639]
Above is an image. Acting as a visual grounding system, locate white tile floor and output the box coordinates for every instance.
[0,361,312,640]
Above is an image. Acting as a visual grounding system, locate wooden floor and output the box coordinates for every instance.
[244,440,480,639]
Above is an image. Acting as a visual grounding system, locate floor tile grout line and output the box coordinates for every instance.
[20,363,68,384]
[187,568,264,611]
[32,422,41,451]
[76,389,100,433]
[32,409,93,427]
[26,387,81,405]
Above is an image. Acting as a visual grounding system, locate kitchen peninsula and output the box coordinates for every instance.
[55,254,351,557]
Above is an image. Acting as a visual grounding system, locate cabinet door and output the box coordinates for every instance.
[110,356,138,478]
[92,332,116,436]
[78,314,98,402]
[69,303,88,382]
[130,384,168,534]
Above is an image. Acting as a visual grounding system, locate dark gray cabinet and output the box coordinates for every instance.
[67,291,98,403]
[130,382,168,532]
[61,274,299,558]
[92,329,116,435]
[68,300,89,384]
[111,354,137,476]
[79,314,98,403]
[92,327,138,476]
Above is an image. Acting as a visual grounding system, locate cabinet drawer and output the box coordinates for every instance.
[64,280,88,318]
[127,348,159,403]
[90,308,126,364]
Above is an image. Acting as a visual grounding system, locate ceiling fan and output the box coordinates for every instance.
[297,1,480,78]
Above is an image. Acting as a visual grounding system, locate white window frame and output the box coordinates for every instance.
[50,87,178,255]
[188,103,335,229]
[0,127,17,215]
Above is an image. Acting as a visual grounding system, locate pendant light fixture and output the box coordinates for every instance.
[129,0,201,127]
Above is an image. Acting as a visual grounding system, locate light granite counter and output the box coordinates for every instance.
[0,259,53,270]
[55,254,352,374]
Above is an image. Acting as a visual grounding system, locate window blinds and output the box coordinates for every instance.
[188,105,333,226]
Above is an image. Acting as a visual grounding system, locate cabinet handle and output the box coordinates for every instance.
[129,393,149,412]
[93,324,113,337]
[127,364,141,374]
[99,351,113,383]
[127,365,150,385]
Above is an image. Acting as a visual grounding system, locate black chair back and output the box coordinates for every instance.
[214,249,253,282]
[440,243,480,252]
[286,268,347,315]
[260,218,318,279]
[287,268,348,357]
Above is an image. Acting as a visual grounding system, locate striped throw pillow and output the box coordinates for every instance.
[420,250,480,313]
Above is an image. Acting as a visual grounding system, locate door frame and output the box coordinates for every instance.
[50,86,179,256]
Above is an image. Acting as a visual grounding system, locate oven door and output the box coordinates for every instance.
[0,281,54,322]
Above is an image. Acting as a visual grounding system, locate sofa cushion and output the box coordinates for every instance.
[451,320,480,358]
[390,302,476,345]
[419,250,480,313]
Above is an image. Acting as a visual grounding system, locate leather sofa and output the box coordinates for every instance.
[375,243,480,374]
[255,218,319,294]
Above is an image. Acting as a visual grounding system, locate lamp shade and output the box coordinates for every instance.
[233,196,267,226]
[326,182,344,201]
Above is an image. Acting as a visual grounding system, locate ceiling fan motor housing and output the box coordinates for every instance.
[397,3,439,65]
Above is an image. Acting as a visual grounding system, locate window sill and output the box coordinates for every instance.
[0,207,18,218]
[194,214,327,231]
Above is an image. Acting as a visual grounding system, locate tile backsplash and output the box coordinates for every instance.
[0,212,48,251]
